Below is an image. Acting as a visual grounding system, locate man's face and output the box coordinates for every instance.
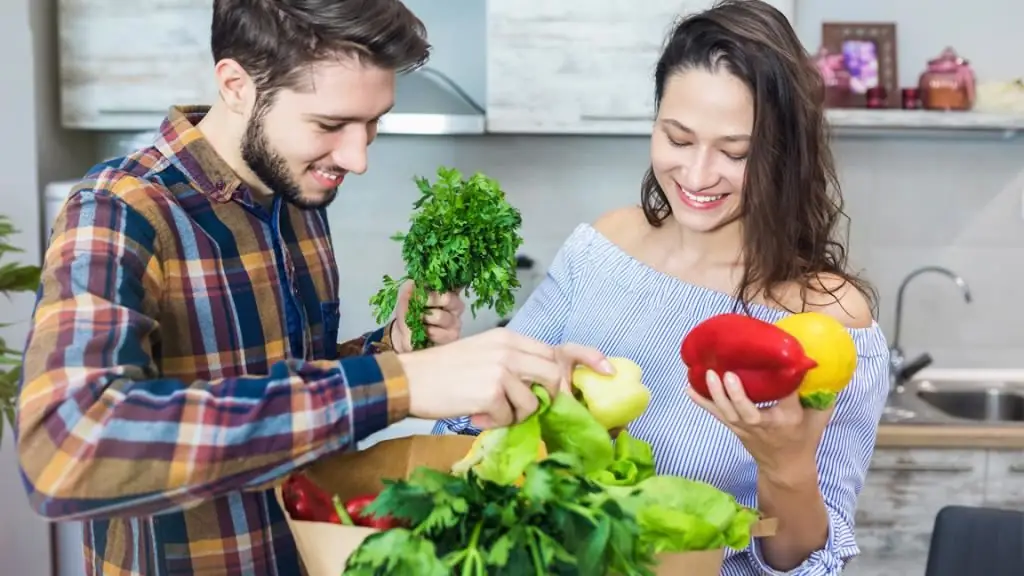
[241,58,395,210]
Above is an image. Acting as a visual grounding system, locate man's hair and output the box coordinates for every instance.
[211,0,430,98]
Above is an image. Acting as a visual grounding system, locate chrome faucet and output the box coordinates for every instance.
[889,266,972,393]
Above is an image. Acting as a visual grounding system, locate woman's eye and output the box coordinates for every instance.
[317,123,344,132]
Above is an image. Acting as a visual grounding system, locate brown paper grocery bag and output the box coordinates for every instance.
[276,435,777,576]
[655,517,778,574]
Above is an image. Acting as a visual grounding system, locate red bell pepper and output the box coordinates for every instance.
[282,475,402,529]
[342,494,405,529]
[281,474,341,524]
[680,313,818,403]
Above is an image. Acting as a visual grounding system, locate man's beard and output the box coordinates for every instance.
[240,114,339,210]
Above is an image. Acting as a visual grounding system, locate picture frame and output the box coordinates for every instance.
[821,22,898,108]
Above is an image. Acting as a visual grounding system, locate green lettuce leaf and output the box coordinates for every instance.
[537,388,615,475]
[590,429,656,487]
[609,475,759,553]
[450,386,551,485]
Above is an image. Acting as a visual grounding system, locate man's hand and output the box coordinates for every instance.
[397,328,563,429]
[391,283,465,353]
[554,343,614,393]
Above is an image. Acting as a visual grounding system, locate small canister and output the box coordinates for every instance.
[866,87,888,109]
[901,88,922,109]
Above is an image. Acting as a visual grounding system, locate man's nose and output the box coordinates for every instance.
[331,129,370,175]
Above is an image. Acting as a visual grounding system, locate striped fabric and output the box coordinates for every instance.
[17,106,409,575]
[434,223,890,576]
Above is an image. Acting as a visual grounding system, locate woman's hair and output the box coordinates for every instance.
[640,0,876,315]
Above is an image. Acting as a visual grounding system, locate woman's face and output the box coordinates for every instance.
[650,68,753,233]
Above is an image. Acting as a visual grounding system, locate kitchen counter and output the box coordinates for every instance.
[876,424,1024,449]
[913,367,1024,382]
[875,366,1024,449]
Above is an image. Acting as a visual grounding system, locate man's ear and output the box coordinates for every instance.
[213,58,253,115]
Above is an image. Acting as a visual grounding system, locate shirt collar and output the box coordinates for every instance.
[154,106,245,204]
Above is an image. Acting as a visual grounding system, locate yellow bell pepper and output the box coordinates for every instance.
[571,357,651,430]
[774,312,858,410]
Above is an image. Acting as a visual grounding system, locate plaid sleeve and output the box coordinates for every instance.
[16,186,409,521]
[337,321,395,357]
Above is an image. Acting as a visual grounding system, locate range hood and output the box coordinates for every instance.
[378,67,486,135]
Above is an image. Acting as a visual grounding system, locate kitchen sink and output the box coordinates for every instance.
[917,389,1024,422]
[882,378,1024,426]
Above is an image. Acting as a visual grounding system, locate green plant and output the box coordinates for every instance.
[0,215,42,446]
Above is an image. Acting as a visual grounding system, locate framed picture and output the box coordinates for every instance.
[822,22,898,108]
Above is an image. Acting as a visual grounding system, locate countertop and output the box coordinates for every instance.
[875,367,1024,450]
[875,425,1024,449]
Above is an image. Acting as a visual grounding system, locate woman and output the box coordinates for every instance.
[434,1,889,573]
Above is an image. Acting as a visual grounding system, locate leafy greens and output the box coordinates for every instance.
[369,166,523,350]
[607,475,761,554]
[445,386,761,558]
[345,454,657,576]
[346,385,761,574]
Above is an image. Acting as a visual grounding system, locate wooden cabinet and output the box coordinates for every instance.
[485,0,796,134]
[852,448,987,572]
[59,0,217,129]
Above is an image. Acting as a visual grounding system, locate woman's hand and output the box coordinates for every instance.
[685,370,833,484]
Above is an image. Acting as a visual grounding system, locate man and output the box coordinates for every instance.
[17,1,610,574]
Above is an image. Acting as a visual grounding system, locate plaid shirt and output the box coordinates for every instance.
[18,106,409,575]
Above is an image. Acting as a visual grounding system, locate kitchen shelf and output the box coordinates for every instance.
[826,109,1024,139]
[485,109,1024,139]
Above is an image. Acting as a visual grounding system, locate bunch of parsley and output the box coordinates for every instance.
[343,453,657,575]
[369,166,523,350]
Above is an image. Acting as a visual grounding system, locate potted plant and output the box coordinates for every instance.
[0,215,42,447]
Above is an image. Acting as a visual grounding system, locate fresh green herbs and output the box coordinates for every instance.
[369,166,523,350]
[344,454,657,576]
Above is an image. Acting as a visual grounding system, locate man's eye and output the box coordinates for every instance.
[317,123,344,132]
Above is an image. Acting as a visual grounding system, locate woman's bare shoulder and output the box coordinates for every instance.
[778,273,874,329]
[592,205,654,251]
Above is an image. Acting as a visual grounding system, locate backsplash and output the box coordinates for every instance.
[332,134,1024,368]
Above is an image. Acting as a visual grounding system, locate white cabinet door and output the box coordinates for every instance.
[486,0,795,135]
[59,0,217,129]
[853,448,987,571]
[983,449,1024,510]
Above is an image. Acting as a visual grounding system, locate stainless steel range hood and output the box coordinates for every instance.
[378,67,486,135]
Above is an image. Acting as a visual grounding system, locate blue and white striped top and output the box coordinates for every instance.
[433,222,890,575]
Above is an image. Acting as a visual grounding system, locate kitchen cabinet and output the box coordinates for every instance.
[846,446,1024,575]
[851,448,987,573]
[59,0,217,129]
[983,449,1024,510]
[58,0,486,135]
[485,0,796,134]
